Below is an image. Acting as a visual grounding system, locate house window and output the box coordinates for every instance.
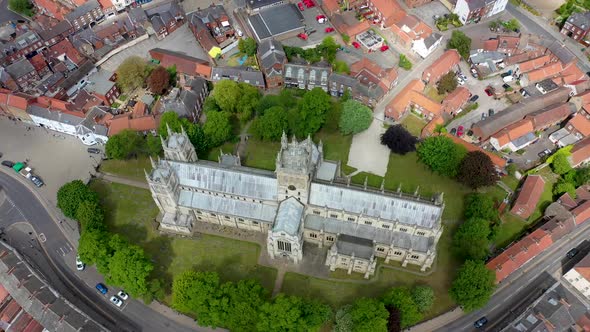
[394,251,402,255]
[417,231,426,236]
[253,221,259,225]
[411,255,419,259]
[277,240,292,252]
[347,217,355,222]
[377,247,385,252]
[313,210,321,215]
[326,236,334,241]
[238,218,244,222]
[399,227,408,232]
[364,221,372,225]
[330,213,338,218]
[196,210,202,215]
[210,213,216,217]
[382,224,390,229]
[224,216,230,220]
[309,233,318,238]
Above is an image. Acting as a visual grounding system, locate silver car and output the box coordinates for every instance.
[110,296,123,307]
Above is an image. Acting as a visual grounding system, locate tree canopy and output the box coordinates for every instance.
[203,111,232,147]
[257,294,332,332]
[447,31,472,60]
[399,55,412,70]
[147,66,170,95]
[554,178,576,197]
[57,180,98,219]
[437,72,458,94]
[339,100,373,135]
[158,112,209,156]
[464,193,499,221]
[292,88,332,137]
[347,298,388,332]
[8,0,33,16]
[411,286,434,314]
[75,200,105,232]
[106,243,153,298]
[503,18,520,31]
[238,37,258,56]
[116,56,149,92]
[380,125,418,155]
[417,136,466,177]
[211,81,260,122]
[552,153,573,175]
[172,271,221,321]
[453,218,491,261]
[457,151,498,189]
[382,287,423,328]
[105,129,145,159]
[216,279,268,332]
[449,260,496,312]
[77,229,112,275]
[250,106,289,141]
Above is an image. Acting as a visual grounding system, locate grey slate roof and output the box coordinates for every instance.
[544,40,576,65]
[27,104,84,125]
[308,183,443,228]
[511,132,537,149]
[335,234,374,259]
[6,58,34,78]
[14,31,40,50]
[66,0,101,21]
[167,160,278,201]
[76,105,109,137]
[423,32,442,49]
[305,214,434,253]
[247,0,284,10]
[59,61,95,90]
[178,190,277,222]
[273,197,304,235]
[192,4,228,23]
[38,20,73,41]
[84,70,114,95]
[211,67,265,87]
[258,38,286,71]
[129,7,149,26]
[567,11,590,30]
[249,14,271,40]
[249,4,303,40]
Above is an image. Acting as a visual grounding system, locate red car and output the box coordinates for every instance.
[380,45,389,52]
[297,2,304,10]
[304,0,315,8]
[325,27,334,33]
[457,125,464,137]
[316,14,327,23]
[484,88,493,96]
[352,41,361,49]
[297,33,308,40]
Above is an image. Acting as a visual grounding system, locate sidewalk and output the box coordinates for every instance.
[408,308,464,332]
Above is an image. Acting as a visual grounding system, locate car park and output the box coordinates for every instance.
[474,317,488,328]
[469,95,479,103]
[484,88,493,96]
[117,290,129,300]
[110,296,123,307]
[1,160,15,168]
[30,176,44,187]
[567,248,579,258]
[76,255,85,271]
[96,283,108,295]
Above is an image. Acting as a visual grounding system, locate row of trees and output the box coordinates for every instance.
[116,56,176,94]
[284,37,341,65]
[105,129,162,160]
[58,181,162,301]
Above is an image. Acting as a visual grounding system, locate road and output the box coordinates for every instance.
[0,170,209,332]
[0,0,27,25]
[436,222,590,332]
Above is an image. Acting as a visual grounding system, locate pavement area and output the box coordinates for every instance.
[336,40,398,69]
[348,119,390,176]
[505,132,556,168]
[280,2,337,48]
[100,24,208,72]
[408,1,451,26]
[0,0,27,25]
[524,0,564,19]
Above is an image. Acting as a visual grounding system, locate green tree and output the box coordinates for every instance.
[236,83,261,123]
[317,36,340,63]
[457,151,498,189]
[250,106,289,141]
[166,65,177,86]
[116,56,149,92]
[106,243,153,298]
[75,200,105,232]
[158,112,209,156]
[464,193,498,221]
[453,218,491,261]
[447,31,472,60]
[292,88,332,137]
[203,111,232,147]
[380,125,418,155]
[339,100,373,135]
[203,96,222,114]
[147,66,170,95]
[348,298,388,332]
[333,60,350,74]
[503,18,520,31]
[212,80,242,113]
[334,305,353,332]
[105,129,144,159]
[257,294,331,332]
[554,178,577,197]
[437,72,458,94]
[411,286,435,314]
[382,287,422,328]
[341,34,351,44]
[552,153,573,175]
[417,136,467,177]
[216,279,267,331]
[576,167,590,186]
[77,229,111,274]
[449,260,496,312]
[57,180,98,219]
[172,271,221,319]
[8,0,33,16]
[399,54,412,70]
[145,135,162,156]
[238,37,257,56]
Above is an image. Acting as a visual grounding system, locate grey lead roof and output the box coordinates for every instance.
[335,234,374,259]
[178,190,277,222]
[308,183,442,228]
[305,215,434,253]
[258,39,286,71]
[84,70,115,95]
[66,0,100,21]
[423,32,442,49]
[27,104,84,125]
[168,161,278,201]
[273,197,304,235]
[6,58,34,78]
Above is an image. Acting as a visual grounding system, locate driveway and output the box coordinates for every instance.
[408,1,450,26]
[99,25,208,72]
[348,119,390,176]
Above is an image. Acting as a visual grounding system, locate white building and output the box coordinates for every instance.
[564,254,590,301]
[146,128,445,278]
[453,0,508,25]
[412,33,443,59]
[112,0,134,12]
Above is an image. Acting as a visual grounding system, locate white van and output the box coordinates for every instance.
[502,75,514,83]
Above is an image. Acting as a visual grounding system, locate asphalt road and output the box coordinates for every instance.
[0,0,27,25]
[0,171,207,332]
[436,223,590,332]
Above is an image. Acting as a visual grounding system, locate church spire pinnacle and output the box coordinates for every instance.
[166,123,172,137]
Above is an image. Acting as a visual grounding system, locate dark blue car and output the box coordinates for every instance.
[96,283,108,295]
[474,317,488,328]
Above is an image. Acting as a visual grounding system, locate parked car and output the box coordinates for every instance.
[538,150,548,158]
[297,2,304,10]
[470,67,479,78]
[110,296,123,307]
[87,148,101,154]
[1,160,14,168]
[117,290,129,301]
[502,75,515,83]
[481,113,487,120]
[380,45,389,52]
[502,83,511,90]
[458,73,467,81]
[297,33,308,40]
[567,248,579,258]
[484,88,493,96]
[501,70,513,78]
[316,14,327,23]
[469,95,479,102]
[352,41,361,49]
[457,77,465,85]
[30,175,44,187]
[457,125,464,137]
[488,109,495,116]
[474,317,488,328]
[76,255,85,271]
[325,27,334,33]
[450,128,457,135]
[96,283,108,295]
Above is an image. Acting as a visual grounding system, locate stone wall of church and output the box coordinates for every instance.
[325,251,376,278]
[191,208,271,233]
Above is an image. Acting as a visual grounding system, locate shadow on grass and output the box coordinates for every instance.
[146,235,175,293]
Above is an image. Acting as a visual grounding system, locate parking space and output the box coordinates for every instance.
[100,25,207,72]
[508,136,556,169]
[335,44,398,69]
[408,1,450,27]
[0,117,97,207]
[282,2,336,48]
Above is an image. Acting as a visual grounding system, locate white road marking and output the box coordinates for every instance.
[38,233,46,243]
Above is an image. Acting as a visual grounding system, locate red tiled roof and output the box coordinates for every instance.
[526,62,564,83]
[573,254,590,281]
[368,0,405,26]
[385,79,441,120]
[483,39,499,51]
[98,0,114,9]
[558,192,578,209]
[444,133,507,169]
[10,312,33,332]
[33,0,71,20]
[149,48,212,79]
[421,49,460,83]
[517,55,552,73]
[526,102,576,130]
[491,119,534,148]
[22,319,44,332]
[0,299,21,322]
[570,136,590,167]
[322,0,339,15]
[132,101,147,117]
[421,115,443,138]
[567,112,590,137]
[48,39,85,66]
[7,94,30,110]
[573,200,590,225]
[441,87,470,114]
[540,217,575,242]
[350,57,397,92]
[486,228,553,283]
[510,175,545,219]
[36,96,70,111]
[0,285,8,303]
[29,54,47,73]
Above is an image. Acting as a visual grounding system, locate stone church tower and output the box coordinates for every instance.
[145,160,180,214]
[275,132,317,203]
[161,124,198,163]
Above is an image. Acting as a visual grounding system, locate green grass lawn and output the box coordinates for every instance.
[314,128,353,164]
[494,214,529,248]
[88,180,277,294]
[242,138,281,171]
[100,156,152,182]
[204,142,237,162]
[424,85,446,103]
[502,175,521,192]
[400,115,427,137]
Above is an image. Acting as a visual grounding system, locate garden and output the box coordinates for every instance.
[435,14,463,31]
